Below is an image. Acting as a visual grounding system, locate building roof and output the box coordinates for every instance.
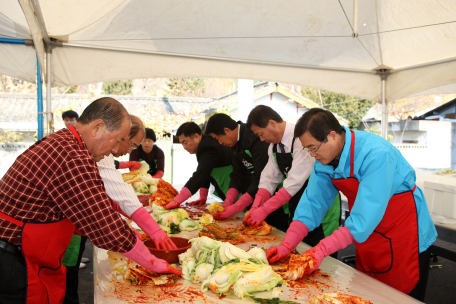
[191,82,349,126]
[418,97,456,118]
[0,93,212,130]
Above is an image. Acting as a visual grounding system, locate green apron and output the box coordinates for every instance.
[62,234,83,267]
[209,165,234,200]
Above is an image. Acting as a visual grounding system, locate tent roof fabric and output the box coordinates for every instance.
[1,0,456,102]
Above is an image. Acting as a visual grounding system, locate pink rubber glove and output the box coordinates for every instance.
[111,199,131,219]
[153,170,164,179]
[303,226,354,274]
[199,188,209,202]
[163,187,192,210]
[214,193,253,219]
[118,161,142,170]
[247,187,292,227]
[121,234,182,275]
[130,208,177,250]
[243,188,271,224]
[267,221,309,263]
[222,188,240,207]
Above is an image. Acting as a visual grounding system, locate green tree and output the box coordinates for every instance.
[165,78,207,97]
[0,129,23,142]
[102,80,133,95]
[301,88,375,128]
[66,85,79,94]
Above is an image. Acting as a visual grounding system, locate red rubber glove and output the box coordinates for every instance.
[121,234,182,275]
[302,226,354,274]
[118,161,142,170]
[153,170,164,179]
[199,188,208,202]
[247,188,292,227]
[186,188,208,206]
[111,199,131,219]
[130,207,177,250]
[214,193,253,220]
[243,188,271,224]
[222,188,240,207]
[266,220,309,263]
[163,187,192,210]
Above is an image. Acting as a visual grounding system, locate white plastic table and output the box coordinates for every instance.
[93,192,422,304]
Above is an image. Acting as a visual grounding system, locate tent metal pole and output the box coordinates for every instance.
[381,78,388,139]
[0,38,42,139]
[46,51,53,135]
[37,56,44,140]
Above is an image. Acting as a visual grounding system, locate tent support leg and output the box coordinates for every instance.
[46,51,53,135]
[37,56,43,140]
[381,78,388,140]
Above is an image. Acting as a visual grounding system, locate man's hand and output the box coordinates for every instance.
[213,205,238,220]
[121,234,183,275]
[266,243,293,264]
[163,187,192,210]
[151,229,178,250]
[163,201,181,210]
[215,193,253,220]
[130,208,177,250]
[245,207,269,227]
[242,208,256,225]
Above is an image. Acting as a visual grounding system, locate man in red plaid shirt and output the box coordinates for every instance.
[0,97,181,304]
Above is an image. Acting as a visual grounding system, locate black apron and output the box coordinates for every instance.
[234,149,254,173]
[266,138,325,246]
[138,144,158,176]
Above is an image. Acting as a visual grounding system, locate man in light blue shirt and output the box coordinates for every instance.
[267,108,436,301]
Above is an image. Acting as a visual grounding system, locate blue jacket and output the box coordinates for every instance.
[294,126,437,253]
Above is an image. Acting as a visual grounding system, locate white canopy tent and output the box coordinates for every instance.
[2,0,456,137]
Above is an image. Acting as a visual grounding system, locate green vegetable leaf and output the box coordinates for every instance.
[248,258,263,265]
[249,295,300,304]
[224,258,240,265]
[169,223,181,234]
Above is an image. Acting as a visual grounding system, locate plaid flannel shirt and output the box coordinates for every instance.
[0,127,136,252]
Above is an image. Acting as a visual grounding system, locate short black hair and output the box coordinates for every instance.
[145,128,157,142]
[62,110,79,120]
[176,122,202,137]
[77,97,129,132]
[246,105,283,129]
[294,108,344,141]
[205,114,238,135]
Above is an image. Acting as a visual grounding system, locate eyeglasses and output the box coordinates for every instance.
[304,138,327,155]
[128,140,139,150]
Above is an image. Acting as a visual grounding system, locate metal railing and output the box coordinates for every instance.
[393,144,428,149]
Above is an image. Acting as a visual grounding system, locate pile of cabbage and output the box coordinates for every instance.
[179,236,283,299]
[122,161,160,195]
[151,204,214,234]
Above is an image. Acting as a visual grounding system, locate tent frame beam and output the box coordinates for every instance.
[59,42,377,75]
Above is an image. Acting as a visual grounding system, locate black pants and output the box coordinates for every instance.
[407,246,431,302]
[0,246,26,304]
[63,236,87,304]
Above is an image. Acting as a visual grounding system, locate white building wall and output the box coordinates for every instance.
[254,93,300,122]
[362,120,456,169]
[172,144,198,185]
[229,92,306,123]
